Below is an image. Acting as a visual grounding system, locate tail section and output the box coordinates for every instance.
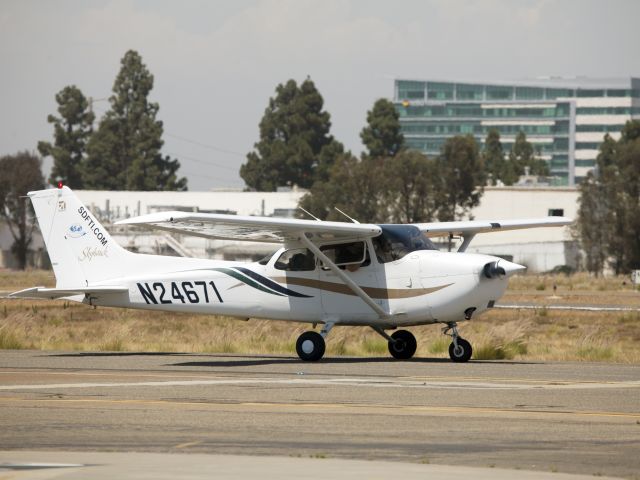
[29,186,133,288]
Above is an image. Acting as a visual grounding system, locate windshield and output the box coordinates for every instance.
[373,224,438,263]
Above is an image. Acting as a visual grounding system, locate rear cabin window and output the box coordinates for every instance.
[274,249,316,271]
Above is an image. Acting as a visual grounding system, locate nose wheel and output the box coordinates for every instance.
[443,322,473,363]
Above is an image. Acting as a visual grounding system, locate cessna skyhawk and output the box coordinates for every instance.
[11,186,571,362]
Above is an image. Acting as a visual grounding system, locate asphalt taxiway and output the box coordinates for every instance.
[0,350,638,478]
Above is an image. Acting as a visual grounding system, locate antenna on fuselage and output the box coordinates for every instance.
[299,207,321,221]
[334,207,360,224]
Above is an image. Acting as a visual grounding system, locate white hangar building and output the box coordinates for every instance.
[0,186,577,273]
[76,186,576,273]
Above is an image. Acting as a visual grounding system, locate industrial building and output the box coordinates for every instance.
[0,187,577,273]
[394,77,640,186]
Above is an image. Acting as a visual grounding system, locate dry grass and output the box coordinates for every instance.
[508,272,636,292]
[0,268,55,290]
[1,269,639,362]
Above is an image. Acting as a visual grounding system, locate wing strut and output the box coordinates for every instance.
[299,234,389,320]
[458,233,476,252]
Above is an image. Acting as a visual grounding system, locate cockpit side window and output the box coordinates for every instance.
[373,225,438,263]
[320,242,366,266]
[274,248,316,271]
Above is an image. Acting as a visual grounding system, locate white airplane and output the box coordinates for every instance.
[11,186,571,362]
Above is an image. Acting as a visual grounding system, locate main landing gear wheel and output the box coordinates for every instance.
[388,330,417,360]
[448,337,472,363]
[296,331,326,362]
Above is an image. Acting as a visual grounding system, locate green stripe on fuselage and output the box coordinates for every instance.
[213,267,285,296]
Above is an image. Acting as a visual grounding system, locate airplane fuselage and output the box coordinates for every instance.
[85,247,510,327]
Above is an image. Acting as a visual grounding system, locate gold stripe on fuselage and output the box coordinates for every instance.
[270,277,452,300]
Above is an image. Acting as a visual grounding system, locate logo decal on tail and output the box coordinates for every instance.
[68,224,87,238]
[77,246,109,262]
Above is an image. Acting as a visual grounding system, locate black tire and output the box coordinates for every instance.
[449,338,472,363]
[388,330,417,360]
[296,331,326,362]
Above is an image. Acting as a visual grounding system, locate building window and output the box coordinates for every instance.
[553,121,570,133]
[486,85,513,100]
[515,87,544,100]
[576,124,626,133]
[399,90,425,100]
[456,84,483,100]
[577,89,605,97]
[546,88,573,99]
[550,158,568,169]
[553,138,569,149]
[427,82,454,100]
[575,142,601,150]
[575,159,596,167]
[548,209,564,217]
[606,89,630,97]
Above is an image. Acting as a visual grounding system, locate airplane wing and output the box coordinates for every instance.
[116,212,381,243]
[415,217,572,238]
[10,286,129,300]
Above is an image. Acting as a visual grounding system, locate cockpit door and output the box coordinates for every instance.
[318,240,381,323]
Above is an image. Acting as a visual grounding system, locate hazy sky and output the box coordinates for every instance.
[1,0,639,190]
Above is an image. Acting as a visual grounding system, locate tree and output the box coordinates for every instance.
[38,86,94,188]
[360,98,404,158]
[240,78,343,191]
[298,154,384,223]
[383,150,441,223]
[84,50,187,191]
[0,152,44,269]
[615,122,640,271]
[482,129,518,186]
[437,135,485,221]
[299,150,442,224]
[576,122,640,274]
[576,172,610,276]
[509,131,549,177]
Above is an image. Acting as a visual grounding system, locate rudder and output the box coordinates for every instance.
[29,186,133,288]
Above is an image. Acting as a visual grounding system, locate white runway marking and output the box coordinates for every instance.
[1,377,639,391]
[496,304,640,312]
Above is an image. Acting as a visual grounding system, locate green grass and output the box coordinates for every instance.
[427,337,449,354]
[0,327,26,349]
[474,340,528,360]
[98,337,126,352]
[361,338,387,354]
[577,346,614,361]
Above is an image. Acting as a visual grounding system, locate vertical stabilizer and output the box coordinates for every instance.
[29,186,133,288]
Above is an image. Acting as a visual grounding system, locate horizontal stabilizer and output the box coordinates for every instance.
[9,286,129,300]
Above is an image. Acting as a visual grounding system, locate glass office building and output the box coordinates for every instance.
[394,77,640,186]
